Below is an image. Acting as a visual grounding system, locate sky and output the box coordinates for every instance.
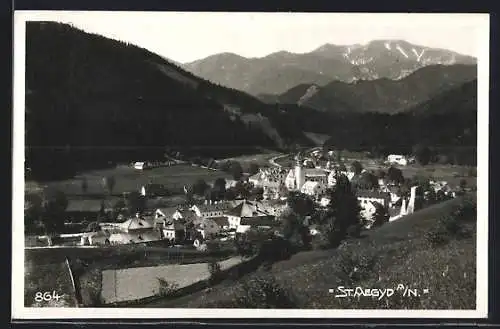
[18,11,487,63]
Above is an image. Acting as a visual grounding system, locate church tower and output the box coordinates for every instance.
[294,156,305,191]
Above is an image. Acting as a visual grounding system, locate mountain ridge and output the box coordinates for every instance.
[259,64,477,114]
[182,39,476,95]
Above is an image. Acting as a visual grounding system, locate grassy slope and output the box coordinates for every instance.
[147,195,476,309]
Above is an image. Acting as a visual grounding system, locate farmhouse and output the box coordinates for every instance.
[387,154,408,166]
[237,216,279,234]
[224,200,274,230]
[80,230,110,246]
[190,201,235,219]
[65,199,113,222]
[197,216,230,239]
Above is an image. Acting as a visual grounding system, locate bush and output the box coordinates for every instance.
[157,278,179,297]
[234,274,298,308]
[426,199,476,247]
[208,260,222,285]
[338,251,377,283]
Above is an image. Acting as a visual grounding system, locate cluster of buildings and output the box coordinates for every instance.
[80,199,288,246]
[247,153,423,228]
[75,151,459,247]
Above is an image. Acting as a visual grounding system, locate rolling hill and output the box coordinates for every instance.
[321,79,477,160]
[25,22,312,180]
[183,40,476,96]
[261,64,477,114]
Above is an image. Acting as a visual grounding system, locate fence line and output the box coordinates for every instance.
[64,257,81,307]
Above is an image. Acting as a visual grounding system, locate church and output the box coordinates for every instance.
[285,156,328,194]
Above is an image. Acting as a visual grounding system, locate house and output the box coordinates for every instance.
[119,214,155,233]
[109,231,162,245]
[319,197,331,207]
[224,199,274,230]
[190,201,234,219]
[387,155,408,166]
[249,168,288,188]
[356,190,391,223]
[162,219,186,241]
[236,216,279,234]
[300,181,326,199]
[80,230,110,246]
[197,216,230,239]
[134,162,149,170]
[140,183,169,197]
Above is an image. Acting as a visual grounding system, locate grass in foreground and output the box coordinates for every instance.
[147,195,477,309]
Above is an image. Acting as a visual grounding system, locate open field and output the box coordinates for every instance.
[143,195,477,309]
[101,256,243,304]
[26,164,232,196]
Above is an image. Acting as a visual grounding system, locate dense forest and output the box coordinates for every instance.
[25,22,477,181]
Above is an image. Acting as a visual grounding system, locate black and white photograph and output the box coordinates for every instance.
[12,11,489,319]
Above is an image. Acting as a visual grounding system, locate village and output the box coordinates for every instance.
[26,148,467,250]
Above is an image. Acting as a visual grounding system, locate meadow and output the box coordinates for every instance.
[26,164,233,197]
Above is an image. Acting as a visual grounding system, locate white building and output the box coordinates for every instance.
[357,190,391,225]
[224,200,274,231]
[387,155,408,166]
[285,157,328,191]
[300,181,326,199]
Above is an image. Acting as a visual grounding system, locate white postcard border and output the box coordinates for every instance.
[12,11,490,320]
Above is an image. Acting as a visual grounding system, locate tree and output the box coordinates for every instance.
[324,175,361,242]
[231,161,244,181]
[102,175,116,196]
[371,203,389,228]
[81,177,88,194]
[213,178,227,200]
[40,190,68,240]
[279,209,311,249]
[96,199,106,222]
[124,191,146,215]
[353,171,379,190]
[224,188,237,200]
[412,175,431,192]
[234,182,251,199]
[338,163,347,172]
[25,193,44,234]
[286,191,315,217]
[252,187,264,201]
[351,161,363,175]
[459,179,467,190]
[192,179,209,196]
[376,169,386,179]
[413,144,432,166]
[248,162,260,176]
[387,166,404,185]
